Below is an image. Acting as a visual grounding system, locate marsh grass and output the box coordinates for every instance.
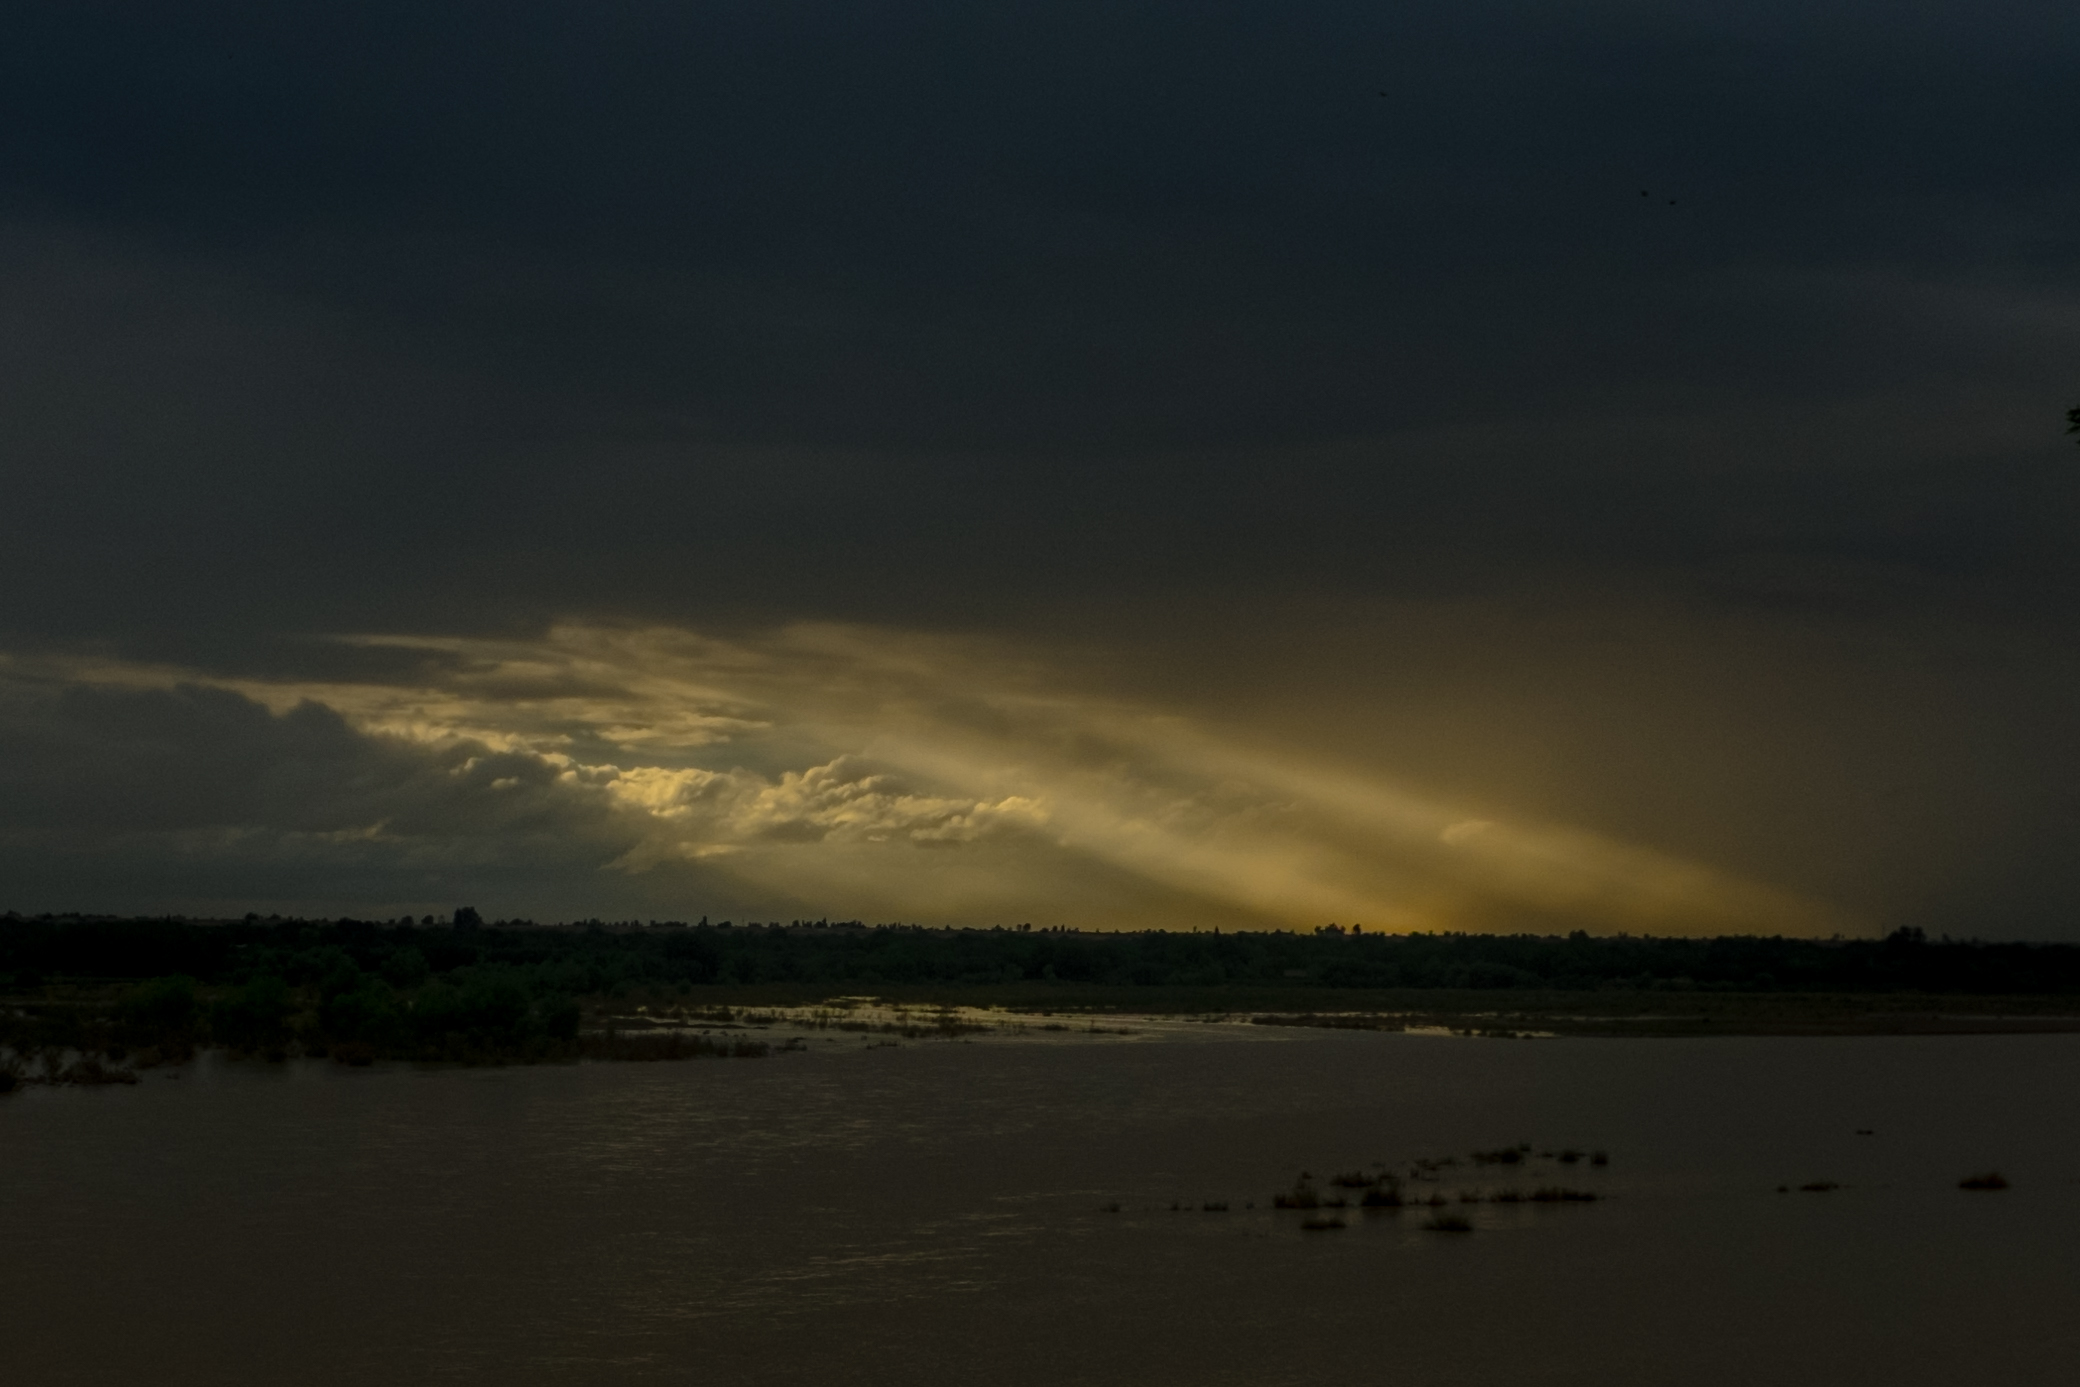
[48,1055,138,1085]
[0,1047,141,1087]
[1958,1172,2010,1190]
[581,1031,800,1061]
[1423,1213,1473,1233]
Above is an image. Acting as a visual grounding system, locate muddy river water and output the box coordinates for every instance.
[5,1020,2076,1385]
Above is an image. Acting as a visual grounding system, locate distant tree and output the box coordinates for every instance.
[209,975,292,1052]
[453,906,483,928]
[116,975,199,1039]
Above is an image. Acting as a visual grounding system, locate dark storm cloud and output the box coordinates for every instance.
[0,673,657,917]
[1,2,2077,929]
[4,1,2075,599]
[0,629,1871,934]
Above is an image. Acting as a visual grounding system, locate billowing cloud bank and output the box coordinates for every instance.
[0,624,1855,935]
[2,3,2078,935]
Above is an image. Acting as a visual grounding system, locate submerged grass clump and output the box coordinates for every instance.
[1265,1139,1613,1229]
[1423,1213,1473,1233]
[1452,1186,1602,1205]
[582,1031,802,1061]
[1958,1171,2010,1191]
[6,1053,142,1087]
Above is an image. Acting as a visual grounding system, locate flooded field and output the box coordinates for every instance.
[5,1022,2076,1385]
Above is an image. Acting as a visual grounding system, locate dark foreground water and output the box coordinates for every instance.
[4,1026,2077,1386]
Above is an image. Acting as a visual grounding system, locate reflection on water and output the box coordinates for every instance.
[4,1028,2078,1386]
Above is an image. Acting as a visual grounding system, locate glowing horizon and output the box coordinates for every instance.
[0,623,1863,936]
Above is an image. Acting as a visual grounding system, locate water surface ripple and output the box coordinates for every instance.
[5,1028,2076,1385]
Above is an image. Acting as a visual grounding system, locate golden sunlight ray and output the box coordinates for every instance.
[10,624,1861,935]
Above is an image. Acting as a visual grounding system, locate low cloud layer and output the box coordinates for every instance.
[0,625,1865,934]
[1,4,2076,933]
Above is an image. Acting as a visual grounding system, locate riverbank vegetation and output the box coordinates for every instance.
[8,914,2079,997]
[6,913,2080,1082]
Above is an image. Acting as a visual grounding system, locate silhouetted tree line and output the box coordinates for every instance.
[5,914,2077,999]
[1,945,581,1075]
[7,914,2077,1079]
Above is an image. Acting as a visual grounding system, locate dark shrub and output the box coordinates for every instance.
[542,997,581,1041]
[209,975,293,1052]
[321,980,404,1049]
[116,976,200,1041]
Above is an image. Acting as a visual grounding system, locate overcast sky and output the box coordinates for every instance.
[3,2,2077,935]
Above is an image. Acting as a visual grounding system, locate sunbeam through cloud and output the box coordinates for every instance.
[0,625,1858,933]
